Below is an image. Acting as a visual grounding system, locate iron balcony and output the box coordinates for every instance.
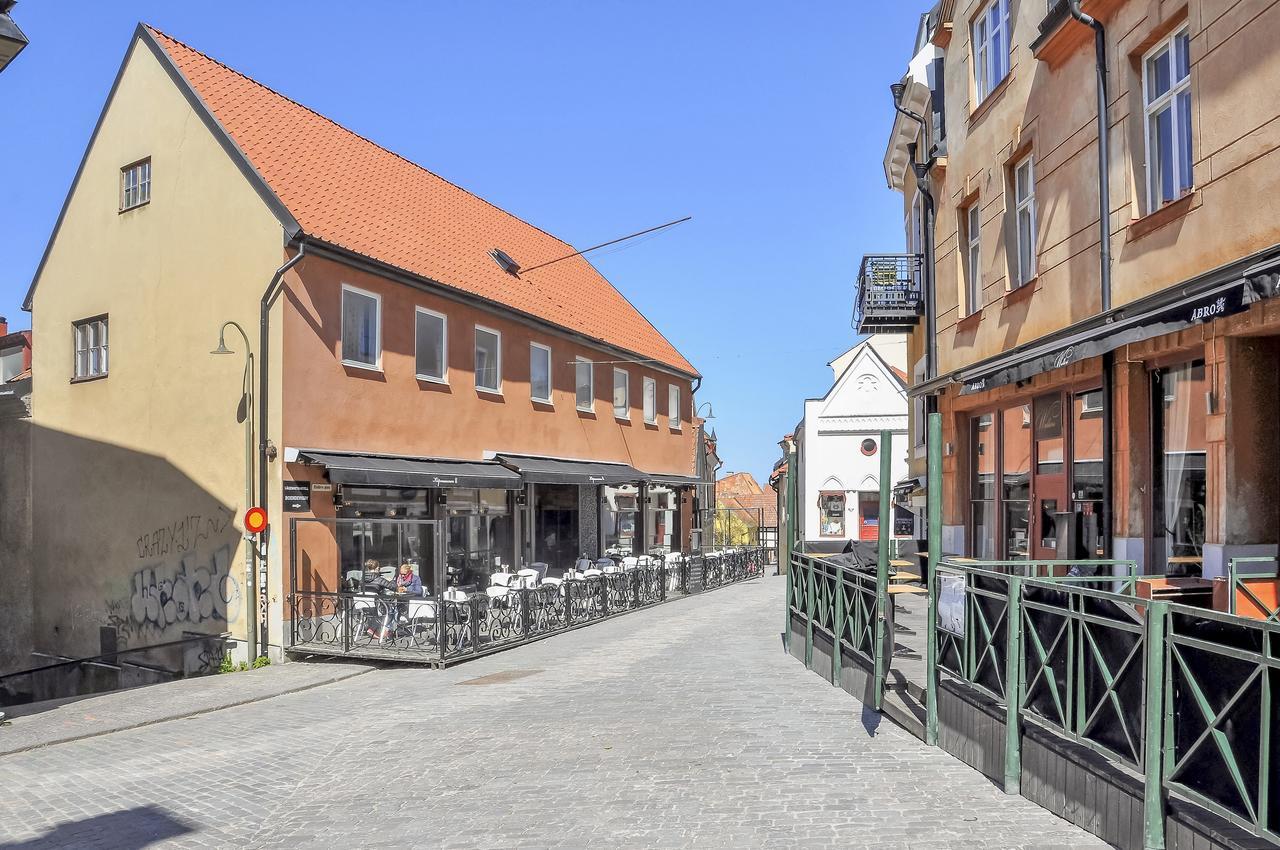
[855,253,924,334]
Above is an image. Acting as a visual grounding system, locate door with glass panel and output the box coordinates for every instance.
[1031,393,1068,561]
[1151,361,1207,576]
[1001,405,1032,560]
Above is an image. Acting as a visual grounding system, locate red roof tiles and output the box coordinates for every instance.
[144,26,696,376]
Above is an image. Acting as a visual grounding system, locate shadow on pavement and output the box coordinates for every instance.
[0,805,194,850]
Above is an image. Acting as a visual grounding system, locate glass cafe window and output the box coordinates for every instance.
[647,485,677,552]
[445,489,513,588]
[336,488,432,587]
[819,493,846,537]
[1072,389,1106,557]
[602,484,641,555]
[1002,405,1032,559]
[970,413,997,559]
[1153,362,1207,575]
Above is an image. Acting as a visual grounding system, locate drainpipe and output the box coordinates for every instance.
[257,242,307,657]
[1068,1,1114,558]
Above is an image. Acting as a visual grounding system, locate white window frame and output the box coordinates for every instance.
[643,376,657,424]
[963,201,981,315]
[474,325,502,394]
[413,306,447,384]
[120,158,151,211]
[73,316,109,380]
[340,284,382,371]
[575,356,594,412]
[1142,26,1193,213]
[1013,155,1037,287]
[530,342,553,404]
[972,0,1011,105]
[613,367,630,420]
[668,384,681,430]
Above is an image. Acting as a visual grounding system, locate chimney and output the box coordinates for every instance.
[0,316,8,337]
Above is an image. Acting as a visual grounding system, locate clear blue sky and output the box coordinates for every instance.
[0,2,921,484]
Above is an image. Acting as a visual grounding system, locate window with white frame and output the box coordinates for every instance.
[120,159,151,211]
[643,377,656,424]
[341,285,380,369]
[414,307,446,382]
[1144,27,1193,211]
[575,357,594,410]
[1013,155,1036,286]
[668,384,680,429]
[972,0,1011,104]
[474,326,501,392]
[73,316,108,380]
[613,368,629,419]
[963,201,981,315]
[530,342,552,403]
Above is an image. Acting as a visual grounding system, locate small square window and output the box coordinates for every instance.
[120,159,151,211]
[73,316,109,380]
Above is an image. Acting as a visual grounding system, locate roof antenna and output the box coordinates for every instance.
[489,248,521,275]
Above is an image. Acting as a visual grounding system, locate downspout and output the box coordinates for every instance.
[1068,0,1115,558]
[257,242,307,655]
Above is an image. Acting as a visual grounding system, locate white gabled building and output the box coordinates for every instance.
[796,336,909,546]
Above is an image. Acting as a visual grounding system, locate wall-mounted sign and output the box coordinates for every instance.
[283,480,311,512]
[311,482,333,493]
[937,574,966,637]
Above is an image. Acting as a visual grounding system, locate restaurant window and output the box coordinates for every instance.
[1013,155,1036,286]
[819,492,845,537]
[1153,361,1206,575]
[341,285,380,369]
[530,342,552,403]
[972,0,1011,104]
[414,307,446,382]
[1072,389,1106,557]
[474,326,501,392]
[73,316,109,380]
[533,484,579,567]
[668,384,680,429]
[120,158,151,211]
[1002,404,1031,559]
[1143,26,1193,212]
[575,357,593,411]
[962,201,981,316]
[602,484,640,555]
[970,413,997,559]
[613,368,629,419]
[643,377,657,424]
[647,484,677,551]
[336,487,434,591]
[445,488,513,587]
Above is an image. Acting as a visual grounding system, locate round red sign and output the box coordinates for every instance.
[244,506,268,534]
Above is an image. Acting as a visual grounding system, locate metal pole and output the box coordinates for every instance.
[1003,574,1024,794]
[832,560,844,686]
[874,430,892,712]
[214,321,258,662]
[1143,600,1169,850]
[926,411,942,745]
[783,450,797,652]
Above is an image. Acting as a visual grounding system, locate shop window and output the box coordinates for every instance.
[1153,361,1206,574]
[819,492,846,537]
[603,484,640,555]
[445,488,513,586]
[1002,404,1031,559]
[970,413,997,559]
[647,485,677,551]
[533,483,579,566]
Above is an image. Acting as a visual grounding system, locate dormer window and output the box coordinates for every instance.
[120,158,151,211]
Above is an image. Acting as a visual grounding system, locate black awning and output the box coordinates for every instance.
[495,454,644,486]
[644,472,704,487]
[298,452,524,490]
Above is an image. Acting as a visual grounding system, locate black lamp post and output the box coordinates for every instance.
[0,2,28,76]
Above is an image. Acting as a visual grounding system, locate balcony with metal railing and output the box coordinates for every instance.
[854,253,924,334]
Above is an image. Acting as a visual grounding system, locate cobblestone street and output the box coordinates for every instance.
[0,575,1105,849]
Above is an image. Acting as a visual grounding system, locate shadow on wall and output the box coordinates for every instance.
[0,804,195,850]
[2,424,240,702]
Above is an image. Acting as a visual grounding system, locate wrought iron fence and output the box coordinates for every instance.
[788,551,883,687]
[288,524,766,667]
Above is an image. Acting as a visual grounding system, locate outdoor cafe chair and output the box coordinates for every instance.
[541,565,568,588]
[486,572,515,606]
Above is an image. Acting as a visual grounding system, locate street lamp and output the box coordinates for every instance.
[695,401,716,420]
[211,321,259,661]
[0,2,28,75]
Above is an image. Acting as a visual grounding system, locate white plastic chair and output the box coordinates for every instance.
[486,572,514,604]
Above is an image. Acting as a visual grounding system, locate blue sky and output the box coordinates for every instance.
[0,2,921,483]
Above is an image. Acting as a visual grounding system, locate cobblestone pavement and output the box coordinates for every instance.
[0,575,1106,849]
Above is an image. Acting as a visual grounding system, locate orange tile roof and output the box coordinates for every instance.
[144,26,696,376]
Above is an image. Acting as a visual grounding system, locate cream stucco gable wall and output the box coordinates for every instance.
[27,32,285,668]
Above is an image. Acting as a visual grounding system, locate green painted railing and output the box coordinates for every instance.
[1227,556,1280,622]
[788,551,883,689]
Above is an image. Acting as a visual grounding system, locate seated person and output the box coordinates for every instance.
[363,559,393,593]
[395,562,423,596]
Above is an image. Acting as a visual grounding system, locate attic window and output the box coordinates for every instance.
[120,158,151,211]
[489,249,520,275]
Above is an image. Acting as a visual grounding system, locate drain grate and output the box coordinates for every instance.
[457,669,543,686]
